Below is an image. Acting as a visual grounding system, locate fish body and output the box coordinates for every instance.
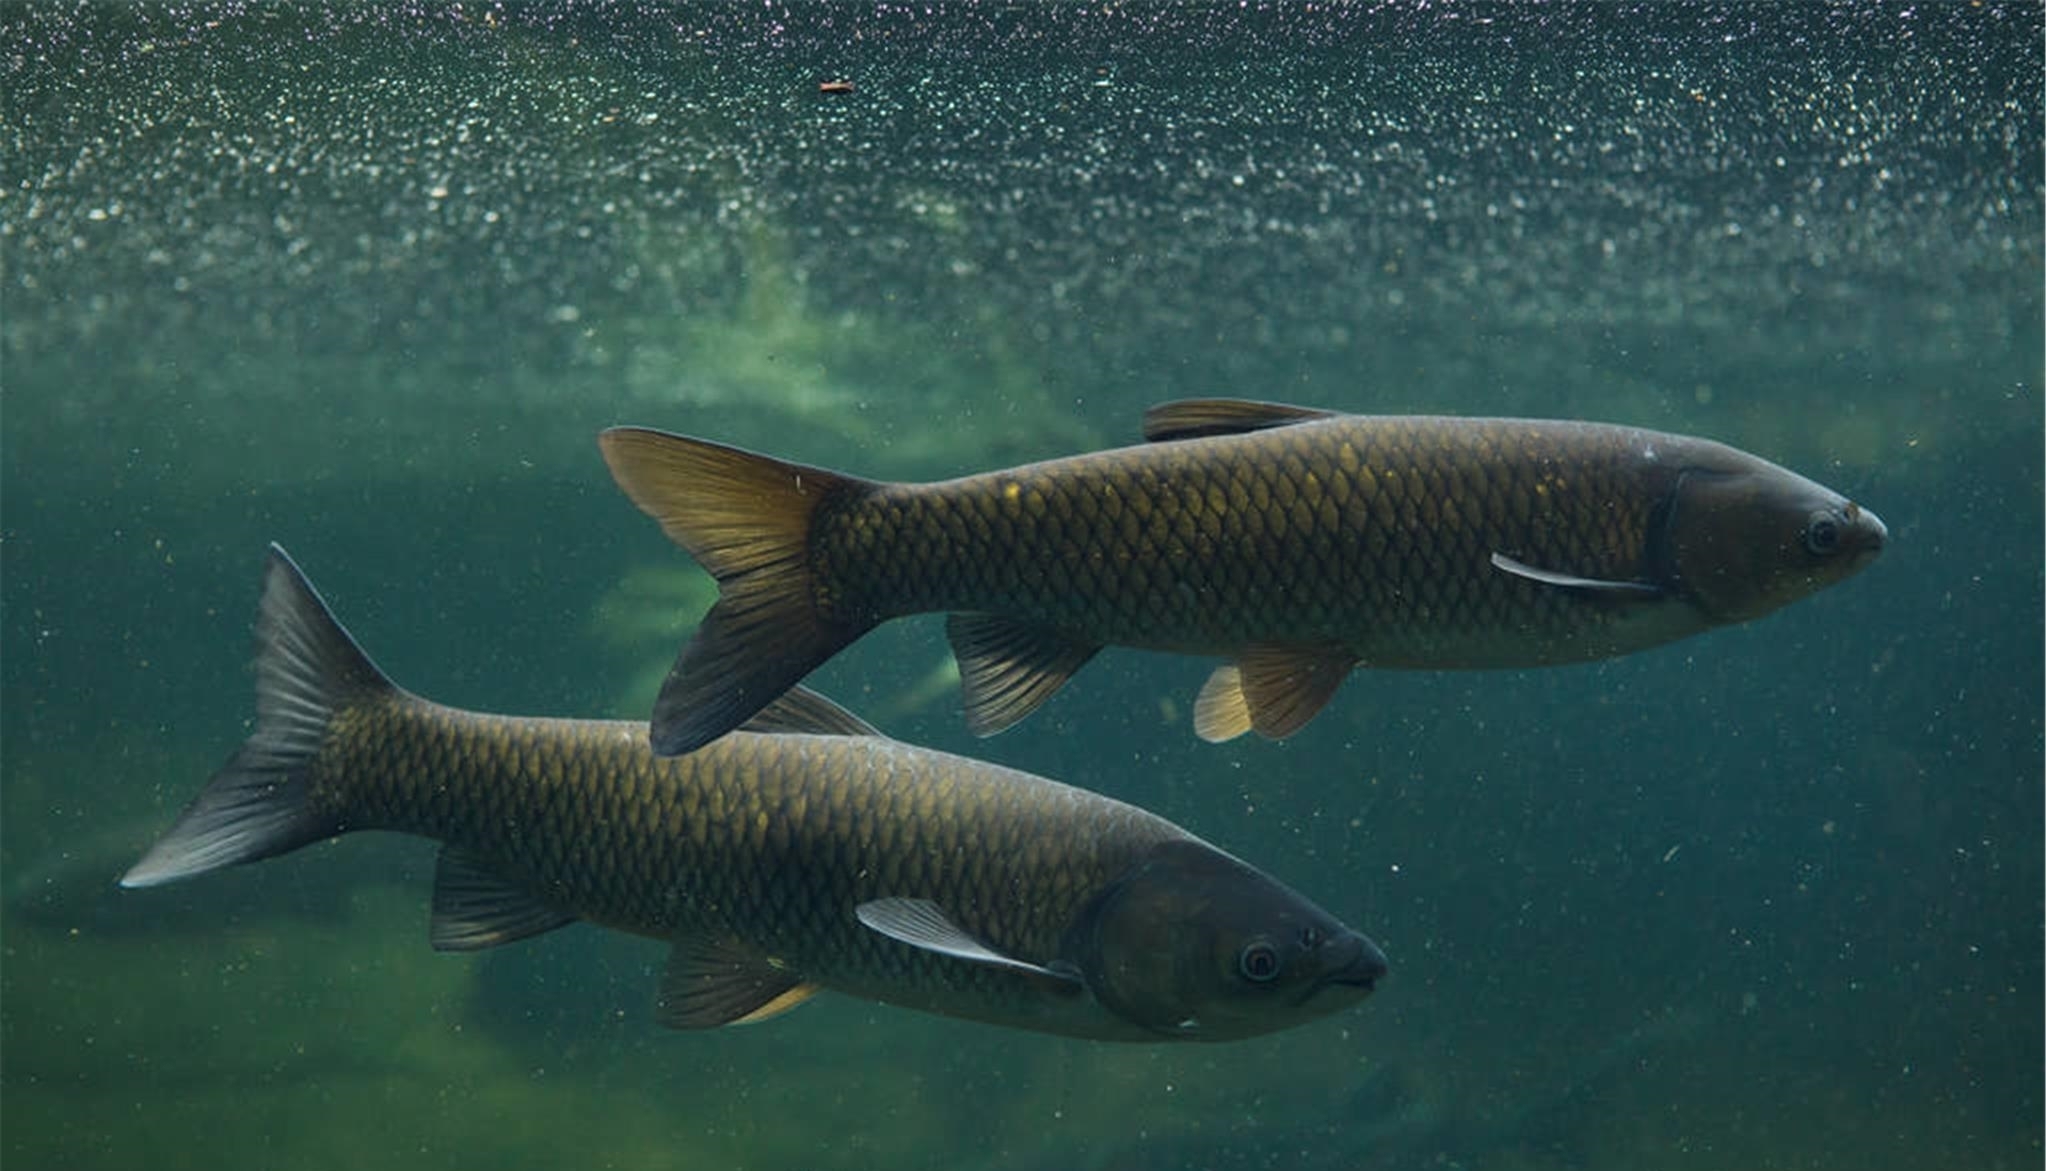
[123,546,1385,1042]
[601,398,1886,753]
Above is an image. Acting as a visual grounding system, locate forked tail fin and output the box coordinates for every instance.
[598,427,877,757]
[121,545,396,888]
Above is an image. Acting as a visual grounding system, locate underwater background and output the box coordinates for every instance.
[3,4,2039,1169]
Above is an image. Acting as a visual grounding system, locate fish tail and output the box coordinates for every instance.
[121,545,395,888]
[599,427,875,756]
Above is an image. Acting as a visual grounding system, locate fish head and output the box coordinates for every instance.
[1659,446,1886,624]
[1069,839,1387,1041]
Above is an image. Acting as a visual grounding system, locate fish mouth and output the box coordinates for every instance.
[1315,933,1390,997]
[1857,506,1888,557]
[1845,501,1887,565]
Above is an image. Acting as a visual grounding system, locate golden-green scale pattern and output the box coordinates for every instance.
[818,417,1699,666]
[308,696,1184,1013]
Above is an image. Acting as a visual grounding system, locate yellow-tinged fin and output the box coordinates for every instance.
[1237,644,1358,738]
[1193,665,1254,743]
[598,428,879,756]
[1194,645,1356,742]
[944,613,1100,737]
[122,545,390,889]
[730,981,823,1025]
[656,934,819,1029]
[428,846,577,951]
[1141,398,1341,443]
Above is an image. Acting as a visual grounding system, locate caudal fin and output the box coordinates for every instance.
[121,545,395,888]
[598,427,876,756]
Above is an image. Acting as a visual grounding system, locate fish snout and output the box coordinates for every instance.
[1325,931,1390,994]
[1844,501,1887,567]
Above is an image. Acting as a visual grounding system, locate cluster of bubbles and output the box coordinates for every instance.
[5,3,2037,472]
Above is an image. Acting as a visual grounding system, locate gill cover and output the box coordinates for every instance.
[1661,463,1887,624]
[1067,840,1383,1041]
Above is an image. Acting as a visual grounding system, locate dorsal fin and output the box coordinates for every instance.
[1141,399,1341,443]
[738,686,882,737]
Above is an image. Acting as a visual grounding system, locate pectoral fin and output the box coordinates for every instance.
[1489,552,1663,597]
[1194,645,1356,742]
[856,897,1081,984]
[945,613,1100,736]
[657,935,820,1029]
[429,846,578,951]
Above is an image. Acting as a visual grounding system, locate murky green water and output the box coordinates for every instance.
[4,4,2039,1168]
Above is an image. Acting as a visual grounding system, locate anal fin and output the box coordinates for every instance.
[657,935,819,1029]
[429,846,578,952]
[945,613,1100,736]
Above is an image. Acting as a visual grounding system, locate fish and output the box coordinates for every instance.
[599,397,1887,754]
[120,545,1387,1043]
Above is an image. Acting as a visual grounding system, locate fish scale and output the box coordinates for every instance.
[331,706,1145,963]
[470,719,1147,1004]
[829,418,1656,652]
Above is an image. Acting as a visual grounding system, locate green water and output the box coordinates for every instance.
[4,4,2039,1168]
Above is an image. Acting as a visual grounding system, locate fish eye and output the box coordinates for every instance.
[1238,940,1281,983]
[1803,512,1842,556]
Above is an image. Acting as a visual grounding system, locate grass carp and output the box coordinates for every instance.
[600,398,1886,754]
[122,546,1386,1042]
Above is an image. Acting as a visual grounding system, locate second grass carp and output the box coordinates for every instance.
[123,546,1385,1042]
